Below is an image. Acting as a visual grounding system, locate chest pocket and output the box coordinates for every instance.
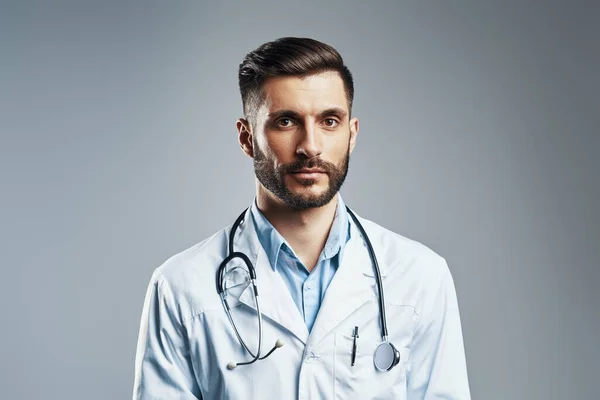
[332,301,417,400]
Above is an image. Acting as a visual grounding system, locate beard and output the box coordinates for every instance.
[253,139,350,210]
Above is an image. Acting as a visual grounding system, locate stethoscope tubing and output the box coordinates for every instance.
[217,205,394,369]
[345,206,389,340]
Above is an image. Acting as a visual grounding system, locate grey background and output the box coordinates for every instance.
[1,1,598,399]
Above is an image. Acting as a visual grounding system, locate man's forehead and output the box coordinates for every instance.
[260,71,349,114]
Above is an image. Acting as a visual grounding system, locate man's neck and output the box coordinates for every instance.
[256,188,339,272]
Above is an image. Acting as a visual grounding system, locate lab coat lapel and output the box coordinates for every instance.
[308,215,387,348]
[233,208,310,345]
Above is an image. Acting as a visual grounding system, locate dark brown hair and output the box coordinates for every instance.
[238,37,354,126]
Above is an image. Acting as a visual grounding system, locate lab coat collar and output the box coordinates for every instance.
[233,207,310,344]
[249,198,288,272]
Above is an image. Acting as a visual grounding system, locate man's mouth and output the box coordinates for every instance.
[291,168,326,173]
[289,168,326,179]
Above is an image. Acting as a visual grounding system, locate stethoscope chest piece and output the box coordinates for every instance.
[373,341,400,371]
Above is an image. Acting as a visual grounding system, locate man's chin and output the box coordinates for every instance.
[286,183,327,198]
[282,187,336,209]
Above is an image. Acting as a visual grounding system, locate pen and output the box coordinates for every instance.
[351,326,359,366]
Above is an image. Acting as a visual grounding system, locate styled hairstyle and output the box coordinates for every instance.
[238,37,354,127]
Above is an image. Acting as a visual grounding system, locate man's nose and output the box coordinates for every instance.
[296,122,322,159]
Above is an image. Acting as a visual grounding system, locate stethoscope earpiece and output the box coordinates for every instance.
[227,361,238,370]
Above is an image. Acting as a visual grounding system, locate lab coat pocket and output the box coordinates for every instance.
[333,332,410,400]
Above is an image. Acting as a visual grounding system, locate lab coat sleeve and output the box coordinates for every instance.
[133,270,202,399]
[406,259,471,399]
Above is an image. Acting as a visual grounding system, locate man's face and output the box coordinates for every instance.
[249,71,358,209]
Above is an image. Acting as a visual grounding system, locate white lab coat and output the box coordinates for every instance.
[133,207,471,399]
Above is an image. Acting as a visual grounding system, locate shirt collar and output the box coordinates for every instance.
[249,193,350,271]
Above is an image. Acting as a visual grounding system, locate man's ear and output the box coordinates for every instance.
[236,118,254,158]
[349,117,359,154]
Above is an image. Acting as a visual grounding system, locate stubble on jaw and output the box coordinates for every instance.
[252,138,351,210]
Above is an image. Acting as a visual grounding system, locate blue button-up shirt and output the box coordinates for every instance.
[249,194,351,332]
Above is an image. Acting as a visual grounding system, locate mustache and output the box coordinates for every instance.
[280,158,335,173]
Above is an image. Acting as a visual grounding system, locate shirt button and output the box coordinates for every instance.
[305,282,313,290]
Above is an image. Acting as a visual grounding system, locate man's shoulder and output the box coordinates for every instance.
[356,215,450,281]
[357,215,445,259]
[145,225,233,316]
[155,227,228,280]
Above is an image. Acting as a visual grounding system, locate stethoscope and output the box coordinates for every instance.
[217,205,400,372]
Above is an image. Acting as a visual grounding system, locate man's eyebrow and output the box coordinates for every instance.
[267,110,302,120]
[267,108,348,120]
[318,107,348,119]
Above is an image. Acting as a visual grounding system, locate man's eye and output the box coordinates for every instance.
[276,118,293,127]
[323,118,339,128]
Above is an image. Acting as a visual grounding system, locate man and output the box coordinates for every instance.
[133,37,470,399]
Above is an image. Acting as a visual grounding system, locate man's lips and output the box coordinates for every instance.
[289,168,327,179]
[290,168,326,173]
